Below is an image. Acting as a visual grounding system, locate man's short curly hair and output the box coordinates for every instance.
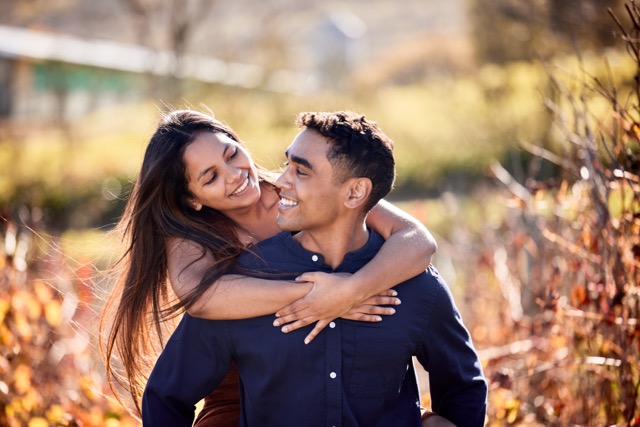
[295,111,396,212]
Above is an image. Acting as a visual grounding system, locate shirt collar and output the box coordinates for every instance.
[278,228,384,271]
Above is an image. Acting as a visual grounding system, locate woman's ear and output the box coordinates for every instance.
[344,178,372,210]
[188,198,202,211]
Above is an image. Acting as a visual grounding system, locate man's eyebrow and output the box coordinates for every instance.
[197,144,230,180]
[284,149,314,170]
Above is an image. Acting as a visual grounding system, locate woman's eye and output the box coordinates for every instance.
[206,173,217,184]
[230,147,238,158]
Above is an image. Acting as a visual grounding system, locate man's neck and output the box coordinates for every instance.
[293,219,369,269]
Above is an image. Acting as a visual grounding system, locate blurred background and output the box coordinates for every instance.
[1,0,639,426]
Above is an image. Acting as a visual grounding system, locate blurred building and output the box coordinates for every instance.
[0,25,292,120]
[0,0,466,120]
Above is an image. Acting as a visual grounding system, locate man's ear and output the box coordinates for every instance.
[344,178,372,210]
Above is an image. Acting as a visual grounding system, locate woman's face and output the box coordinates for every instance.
[183,131,261,214]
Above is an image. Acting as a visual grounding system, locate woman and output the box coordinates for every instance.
[100,109,436,424]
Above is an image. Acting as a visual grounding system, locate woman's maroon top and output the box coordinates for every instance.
[193,363,241,426]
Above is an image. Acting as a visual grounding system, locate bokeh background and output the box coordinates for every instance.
[1,0,639,425]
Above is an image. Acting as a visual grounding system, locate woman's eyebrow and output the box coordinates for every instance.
[197,144,231,180]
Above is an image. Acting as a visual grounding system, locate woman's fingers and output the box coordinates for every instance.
[360,295,401,306]
[341,312,384,322]
[347,304,396,317]
[279,318,312,333]
[303,320,330,345]
[275,299,308,320]
[274,309,307,327]
[279,319,331,345]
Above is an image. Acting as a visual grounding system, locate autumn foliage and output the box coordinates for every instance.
[1,2,640,427]
[0,220,138,427]
[468,3,640,425]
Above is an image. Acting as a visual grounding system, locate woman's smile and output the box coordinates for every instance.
[230,174,250,197]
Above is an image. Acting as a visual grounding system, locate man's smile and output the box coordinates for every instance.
[279,196,298,208]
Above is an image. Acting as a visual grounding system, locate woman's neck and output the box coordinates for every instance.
[228,182,281,244]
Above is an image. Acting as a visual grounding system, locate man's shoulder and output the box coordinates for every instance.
[396,265,453,305]
[239,231,292,263]
[250,231,293,251]
[237,231,310,275]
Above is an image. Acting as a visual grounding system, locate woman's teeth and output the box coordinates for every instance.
[231,177,249,196]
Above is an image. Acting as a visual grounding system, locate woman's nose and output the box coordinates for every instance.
[226,164,242,182]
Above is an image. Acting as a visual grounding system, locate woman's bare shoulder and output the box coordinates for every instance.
[166,236,204,258]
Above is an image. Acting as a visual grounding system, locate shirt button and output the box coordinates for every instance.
[329,322,336,329]
[329,372,337,379]
[311,255,319,262]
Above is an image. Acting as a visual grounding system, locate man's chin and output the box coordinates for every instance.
[276,218,296,232]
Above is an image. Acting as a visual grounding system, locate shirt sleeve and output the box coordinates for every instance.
[142,314,233,427]
[415,267,488,427]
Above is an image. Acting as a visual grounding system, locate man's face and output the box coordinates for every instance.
[276,128,348,233]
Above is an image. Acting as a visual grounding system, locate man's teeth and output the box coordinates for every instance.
[280,197,298,207]
[231,177,249,195]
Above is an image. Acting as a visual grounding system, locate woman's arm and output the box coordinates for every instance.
[167,237,308,319]
[167,237,400,320]
[354,198,437,298]
[274,199,437,342]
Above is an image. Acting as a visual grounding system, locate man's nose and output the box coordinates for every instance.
[275,168,291,189]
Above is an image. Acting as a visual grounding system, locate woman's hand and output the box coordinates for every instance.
[341,292,400,321]
[274,271,400,344]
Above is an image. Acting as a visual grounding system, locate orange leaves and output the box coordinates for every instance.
[0,226,138,427]
[43,299,63,327]
[0,299,9,324]
[13,364,32,395]
[489,388,520,425]
[27,418,48,427]
[571,284,588,307]
[12,290,42,321]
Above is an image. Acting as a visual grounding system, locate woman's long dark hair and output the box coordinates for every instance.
[99,110,273,413]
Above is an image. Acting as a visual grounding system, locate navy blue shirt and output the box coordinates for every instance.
[142,230,487,426]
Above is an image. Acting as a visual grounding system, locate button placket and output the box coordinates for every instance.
[325,310,342,427]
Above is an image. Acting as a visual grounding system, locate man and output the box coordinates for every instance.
[143,111,487,426]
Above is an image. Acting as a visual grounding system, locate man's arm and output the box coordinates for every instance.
[416,267,488,427]
[142,315,232,426]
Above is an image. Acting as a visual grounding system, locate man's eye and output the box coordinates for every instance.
[295,168,307,176]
